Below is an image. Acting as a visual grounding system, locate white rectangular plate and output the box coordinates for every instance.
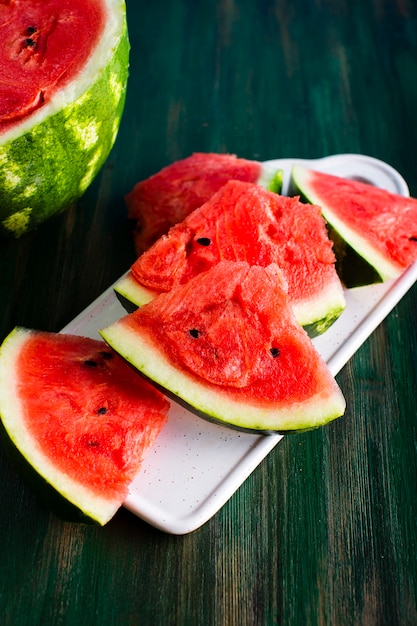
[61,154,417,534]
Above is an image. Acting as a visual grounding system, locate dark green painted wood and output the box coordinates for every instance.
[1,0,417,624]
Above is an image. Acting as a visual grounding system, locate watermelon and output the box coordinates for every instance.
[0,328,169,525]
[292,165,417,281]
[0,0,129,237]
[126,152,283,253]
[102,261,346,433]
[116,180,346,336]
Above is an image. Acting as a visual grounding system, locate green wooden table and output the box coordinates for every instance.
[1,1,417,624]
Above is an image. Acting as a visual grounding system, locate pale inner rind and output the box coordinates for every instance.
[100,324,346,432]
[292,274,346,327]
[319,206,400,281]
[114,272,157,307]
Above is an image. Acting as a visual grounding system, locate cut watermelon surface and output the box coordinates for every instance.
[102,261,346,433]
[0,328,169,525]
[0,0,104,130]
[292,165,417,281]
[0,0,129,237]
[117,180,346,336]
[126,152,283,253]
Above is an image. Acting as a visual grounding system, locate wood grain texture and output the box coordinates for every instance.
[1,0,417,624]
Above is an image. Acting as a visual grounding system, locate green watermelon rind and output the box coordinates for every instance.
[0,327,123,525]
[100,324,346,434]
[257,166,283,194]
[291,165,402,281]
[291,273,346,337]
[0,0,129,237]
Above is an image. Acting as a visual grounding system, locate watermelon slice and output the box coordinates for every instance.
[117,180,346,336]
[0,328,169,525]
[126,152,283,253]
[102,261,346,433]
[0,0,129,237]
[292,165,417,281]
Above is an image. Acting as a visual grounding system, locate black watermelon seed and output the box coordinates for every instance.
[97,407,108,415]
[189,329,201,338]
[409,236,417,242]
[196,237,211,246]
[27,26,37,35]
[25,38,36,47]
[84,359,98,367]
[270,347,280,357]
[100,351,114,360]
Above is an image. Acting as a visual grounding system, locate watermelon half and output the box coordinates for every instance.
[0,328,169,525]
[292,165,417,281]
[126,152,283,253]
[116,180,346,336]
[0,0,129,237]
[102,261,346,433]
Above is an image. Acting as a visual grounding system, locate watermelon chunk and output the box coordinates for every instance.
[117,180,346,336]
[0,329,169,525]
[102,261,346,433]
[292,165,417,281]
[126,152,283,253]
[0,0,129,237]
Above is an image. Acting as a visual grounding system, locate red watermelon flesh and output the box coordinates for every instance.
[292,165,417,280]
[0,0,105,131]
[0,329,169,524]
[101,261,346,432]
[128,180,345,335]
[126,153,264,253]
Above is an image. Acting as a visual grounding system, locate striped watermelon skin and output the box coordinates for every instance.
[0,0,129,237]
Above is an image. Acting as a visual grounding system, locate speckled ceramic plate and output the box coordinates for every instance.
[61,154,417,534]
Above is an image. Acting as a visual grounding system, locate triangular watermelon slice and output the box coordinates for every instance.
[292,165,417,281]
[102,261,346,433]
[0,329,169,525]
[126,152,283,253]
[116,180,346,337]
